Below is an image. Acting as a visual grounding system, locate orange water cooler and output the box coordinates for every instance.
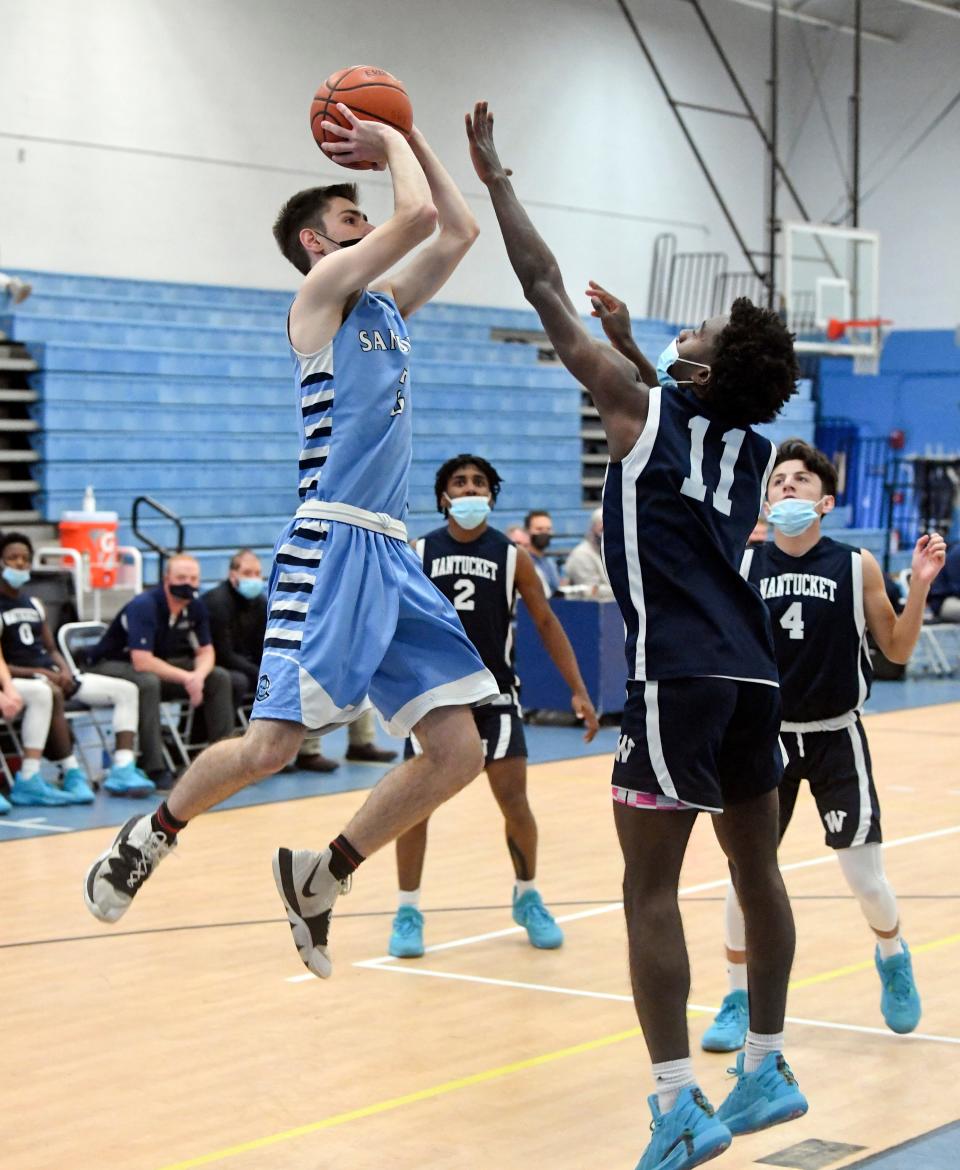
[58,510,120,589]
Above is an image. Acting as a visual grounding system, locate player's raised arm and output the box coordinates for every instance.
[863,535,946,663]
[585,280,659,388]
[466,101,646,462]
[296,106,437,312]
[374,126,480,317]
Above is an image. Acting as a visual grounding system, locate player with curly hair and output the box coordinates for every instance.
[467,99,806,1170]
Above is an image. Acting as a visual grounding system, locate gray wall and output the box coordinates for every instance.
[1,0,956,326]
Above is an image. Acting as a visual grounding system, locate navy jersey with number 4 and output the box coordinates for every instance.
[742,536,871,722]
[603,384,778,683]
[415,526,519,698]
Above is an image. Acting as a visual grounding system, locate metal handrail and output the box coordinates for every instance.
[132,495,184,582]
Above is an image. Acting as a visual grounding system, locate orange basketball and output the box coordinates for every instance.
[310,65,413,170]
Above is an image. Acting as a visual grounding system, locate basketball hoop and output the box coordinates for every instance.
[825,317,893,342]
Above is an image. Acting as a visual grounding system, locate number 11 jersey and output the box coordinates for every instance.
[602,384,778,684]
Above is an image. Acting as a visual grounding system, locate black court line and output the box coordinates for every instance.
[840,1118,960,1168]
[3,894,956,953]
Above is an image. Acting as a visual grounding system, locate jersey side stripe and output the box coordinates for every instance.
[758,439,777,517]
[851,550,868,708]
[847,722,873,846]
[503,542,517,673]
[644,681,679,800]
[622,387,662,678]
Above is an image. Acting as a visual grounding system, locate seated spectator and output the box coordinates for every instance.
[929,541,960,621]
[88,553,234,788]
[298,713,398,773]
[0,642,24,814]
[524,509,560,596]
[201,549,396,773]
[563,508,611,597]
[0,272,31,305]
[506,524,531,550]
[202,548,267,702]
[747,516,769,546]
[0,532,150,802]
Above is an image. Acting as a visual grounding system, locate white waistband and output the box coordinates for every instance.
[781,709,859,733]
[295,501,408,542]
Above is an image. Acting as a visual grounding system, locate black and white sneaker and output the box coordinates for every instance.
[273,847,350,978]
[83,815,176,923]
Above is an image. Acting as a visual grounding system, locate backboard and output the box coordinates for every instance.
[782,221,883,372]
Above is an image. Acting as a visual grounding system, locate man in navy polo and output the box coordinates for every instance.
[89,554,234,786]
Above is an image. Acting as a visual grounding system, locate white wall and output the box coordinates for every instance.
[0,0,956,326]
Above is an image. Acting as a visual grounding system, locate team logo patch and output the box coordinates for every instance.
[256,674,271,702]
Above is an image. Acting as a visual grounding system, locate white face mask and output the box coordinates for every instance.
[656,338,711,389]
[445,494,491,530]
[766,497,827,536]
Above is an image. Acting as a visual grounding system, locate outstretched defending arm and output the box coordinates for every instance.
[466,102,646,462]
[584,280,659,388]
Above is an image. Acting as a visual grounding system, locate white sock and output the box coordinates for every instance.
[59,754,79,774]
[20,758,40,780]
[652,1057,697,1113]
[398,889,421,910]
[876,933,904,959]
[514,879,537,898]
[744,1031,782,1073]
[727,960,748,993]
[114,749,135,768]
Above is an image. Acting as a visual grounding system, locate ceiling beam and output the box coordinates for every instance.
[890,0,960,18]
[716,0,898,44]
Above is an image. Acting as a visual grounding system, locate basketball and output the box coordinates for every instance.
[310,65,413,170]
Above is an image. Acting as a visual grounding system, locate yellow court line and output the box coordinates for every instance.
[155,1025,644,1170]
[789,931,960,991]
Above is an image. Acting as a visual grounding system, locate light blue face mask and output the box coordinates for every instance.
[235,576,264,600]
[656,338,711,390]
[2,565,30,589]
[766,497,824,537]
[447,496,491,530]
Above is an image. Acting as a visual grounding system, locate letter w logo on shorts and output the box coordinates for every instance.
[823,809,847,834]
[615,734,636,764]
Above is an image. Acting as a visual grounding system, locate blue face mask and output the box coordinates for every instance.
[766,497,824,537]
[656,338,711,390]
[447,496,491,530]
[2,565,30,590]
[235,576,264,600]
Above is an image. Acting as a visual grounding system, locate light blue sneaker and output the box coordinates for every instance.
[635,1087,731,1170]
[512,889,564,949]
[701,990,749,1053]
[61,767,96,804]
[716,1052,808,1136]
[388,905,425,958]
[875,941,921,1034]
[7,771,73,806]
[0,789,11,815]
[103,762,156,796]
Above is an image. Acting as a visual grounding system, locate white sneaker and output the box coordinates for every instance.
[83,815,176,923]
[272,847,350,978]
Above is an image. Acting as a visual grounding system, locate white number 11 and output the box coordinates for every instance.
[680,416,745,516]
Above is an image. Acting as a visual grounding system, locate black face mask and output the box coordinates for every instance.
[169,583,198,602]
[315,230,363,251]
[530,533,552,551]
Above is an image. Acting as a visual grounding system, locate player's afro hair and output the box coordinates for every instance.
[702,297,799,427]
[435,454,503,514]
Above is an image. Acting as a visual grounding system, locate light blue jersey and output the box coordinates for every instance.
[293,288,412,518]
[252,283,500,736]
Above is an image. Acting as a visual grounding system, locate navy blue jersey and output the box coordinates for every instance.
[0,594,53,668]
[743,536,871,722]
[415,525,519,697]
[291,289,412,517]
[92,586,211,664]
[602,385,778,683]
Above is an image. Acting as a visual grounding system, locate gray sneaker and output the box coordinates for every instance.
[84,815,176,923]
[273,847,350,978]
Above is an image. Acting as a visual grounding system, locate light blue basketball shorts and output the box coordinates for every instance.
[251,515,499,736]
